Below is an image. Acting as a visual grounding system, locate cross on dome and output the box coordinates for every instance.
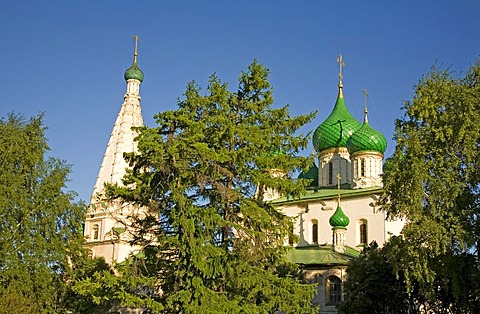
[363,89,369,123]
[336,54,345,98]
[132,34,140,64]
[336,54,345,82]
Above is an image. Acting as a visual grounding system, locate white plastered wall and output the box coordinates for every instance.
[281,193,402,249]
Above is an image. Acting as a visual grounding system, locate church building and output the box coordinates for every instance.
[84,40,404,313]
[272,55,404,313]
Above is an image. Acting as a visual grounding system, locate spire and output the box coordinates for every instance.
[85,39,146,264]
[362,89,369,123]
[92,38,145,200]
[336,54,345,99]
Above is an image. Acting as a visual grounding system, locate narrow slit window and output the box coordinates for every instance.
[328,162,333,185]
[312,220,318,244]
[360,159,366,177]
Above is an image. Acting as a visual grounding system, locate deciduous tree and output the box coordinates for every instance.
[0,113,85,313]
[378,60,480,310]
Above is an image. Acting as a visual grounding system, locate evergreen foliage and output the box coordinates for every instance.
[95,61,318,313]
[0,113,85,313]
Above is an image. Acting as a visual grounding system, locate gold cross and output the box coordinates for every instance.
[336,55,345,81]
[363,89,369,123]
[132,35,140,63]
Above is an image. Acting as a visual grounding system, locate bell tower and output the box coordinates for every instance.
[84,36,145,264]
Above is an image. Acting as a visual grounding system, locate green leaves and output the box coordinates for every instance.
[379,60,480,308]
[0,113,85,313]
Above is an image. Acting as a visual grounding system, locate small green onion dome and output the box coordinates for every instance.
[329,205,350,228]
[313,95,362,152]
[298,163,319,187]
[346,122,387,155]
[124,62,144,82]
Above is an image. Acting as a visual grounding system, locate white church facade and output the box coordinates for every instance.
[84,41,404,313]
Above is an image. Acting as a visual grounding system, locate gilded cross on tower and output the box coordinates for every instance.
[363,89,369,123]
[336,174,342,204]
[336,54,345,82]
[132,35,140,63]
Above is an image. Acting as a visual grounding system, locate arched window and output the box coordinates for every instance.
[92,224,99,240]
[325,275,342,305]
[312,220,318,244]
[359,221,367,245]
[328,162,333,185]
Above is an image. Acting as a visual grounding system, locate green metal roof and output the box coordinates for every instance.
[287,245,360,265]
[312,94,362,152]
[270,184,382,205]
[347,121,387,154]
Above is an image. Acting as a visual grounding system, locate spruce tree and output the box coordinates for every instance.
[106,60,317,313]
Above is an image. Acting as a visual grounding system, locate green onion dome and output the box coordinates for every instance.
[298,163,319,187]
[124,62,144,82]
[346,122,387,155]
[329,205,350,228]
[312,93,362,152]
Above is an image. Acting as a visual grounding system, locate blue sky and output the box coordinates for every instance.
[1,1,479,202]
